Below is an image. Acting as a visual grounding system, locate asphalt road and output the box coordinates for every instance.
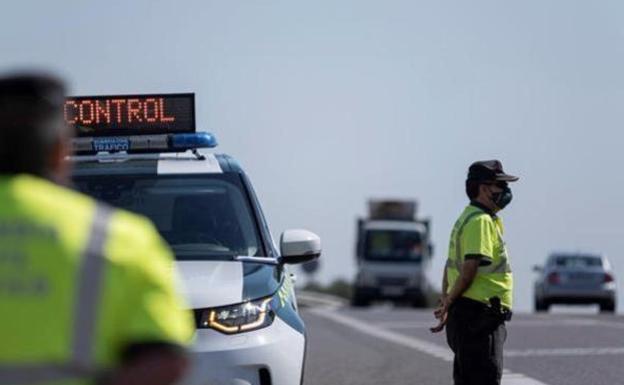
[301,305,624,385]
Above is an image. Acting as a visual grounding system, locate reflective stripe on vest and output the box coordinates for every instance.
[446,211,511,274]
[446,211,485,271]
[0,203,113,385]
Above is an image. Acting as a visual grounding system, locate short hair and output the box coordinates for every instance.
[465,179,481,200]
[0,73,68,176]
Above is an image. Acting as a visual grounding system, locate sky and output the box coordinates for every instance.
[2,0,624,312]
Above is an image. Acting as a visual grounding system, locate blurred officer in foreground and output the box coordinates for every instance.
[431,160,518,385]
[0,74,194,385]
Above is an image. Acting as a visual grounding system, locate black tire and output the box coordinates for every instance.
[599,300,616,313]
[534,297,549,312]
[411,292,428,308]
[351,290,371,307]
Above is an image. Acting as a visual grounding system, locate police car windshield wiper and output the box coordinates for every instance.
[171,246,279,264]
[234,256,280,265]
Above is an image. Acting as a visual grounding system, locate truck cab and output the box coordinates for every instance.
[352,200,433,307]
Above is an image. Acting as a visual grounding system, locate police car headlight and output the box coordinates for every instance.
[197,297,274,334]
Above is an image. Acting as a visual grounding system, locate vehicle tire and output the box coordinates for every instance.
[351,290,371,307]
[599,300,616,313]
[534,297,549,312]
[410,292,428,308]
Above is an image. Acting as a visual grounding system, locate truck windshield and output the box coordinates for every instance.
[364,230,423,262]
[73,174,264,260]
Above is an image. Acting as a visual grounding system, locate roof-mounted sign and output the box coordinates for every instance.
[65,93,195,137]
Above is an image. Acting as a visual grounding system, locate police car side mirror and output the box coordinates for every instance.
[279,229,321,265]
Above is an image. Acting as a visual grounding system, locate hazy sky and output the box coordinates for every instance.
[2,1,624,311]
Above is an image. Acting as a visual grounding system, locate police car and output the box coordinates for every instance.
[67,93,320,385]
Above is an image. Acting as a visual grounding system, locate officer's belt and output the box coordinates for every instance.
[453,296,512,320]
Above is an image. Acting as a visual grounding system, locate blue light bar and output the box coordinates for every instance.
[71,132,218,155]
[171,132,218,150]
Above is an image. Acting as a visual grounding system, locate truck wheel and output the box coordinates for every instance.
[410,293,428,308]
[599,300,616,313]
[351,290,371,307]
[534,297,549,312]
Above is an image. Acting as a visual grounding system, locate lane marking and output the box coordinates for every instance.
[578,319,624,329]
[373,321,442,329]
[311,308,454,361]
[309,308,550,385]
[374,318,624,329]
[505,347,624,357]
[509,317,624,329]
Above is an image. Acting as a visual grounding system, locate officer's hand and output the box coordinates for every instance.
[430,309,448,333]
[429,320,446,333]
[433,297,451,320]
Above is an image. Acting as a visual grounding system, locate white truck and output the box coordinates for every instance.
[352,200,433,307]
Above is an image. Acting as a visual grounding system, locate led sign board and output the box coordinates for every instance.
[65,93,195,137]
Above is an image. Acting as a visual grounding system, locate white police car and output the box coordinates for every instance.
[67,93,320,385]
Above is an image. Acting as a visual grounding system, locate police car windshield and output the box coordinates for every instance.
[73,174,264,260]
[364,230,423,262]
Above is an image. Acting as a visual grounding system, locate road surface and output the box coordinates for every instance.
[302,306,624,385]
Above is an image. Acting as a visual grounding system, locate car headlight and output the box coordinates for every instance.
[197,297,274,334]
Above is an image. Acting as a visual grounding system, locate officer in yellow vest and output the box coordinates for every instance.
[0,74,194,385]
[431,160,518,385]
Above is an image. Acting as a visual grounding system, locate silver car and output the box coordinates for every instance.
[533,253,617,313]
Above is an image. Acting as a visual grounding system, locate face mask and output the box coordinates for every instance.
[490,186,513,210]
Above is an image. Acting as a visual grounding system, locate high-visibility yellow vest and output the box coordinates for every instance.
[445,204,513,309]
[0,175,194,385]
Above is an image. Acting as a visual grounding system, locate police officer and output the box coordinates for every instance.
[431,160,518,385]
[0,74,194,385]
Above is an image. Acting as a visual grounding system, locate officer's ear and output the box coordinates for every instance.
[466,179,480,200]
[48,127,72,185]
[477,183,489,199]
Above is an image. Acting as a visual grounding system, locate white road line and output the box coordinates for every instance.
[581,319,624,329]
[309,308,550,385]
[512,318,624,329]
[373,321,440,329]
[374,318,624,329]
[505,347,624,357]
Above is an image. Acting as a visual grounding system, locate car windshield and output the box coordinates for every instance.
[364,229,423,262]
[73,173,264,260]
[551,256,603,268]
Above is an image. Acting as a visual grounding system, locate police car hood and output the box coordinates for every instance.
[175,260,280,309]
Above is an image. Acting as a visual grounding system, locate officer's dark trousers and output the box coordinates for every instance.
[445,297,507,385]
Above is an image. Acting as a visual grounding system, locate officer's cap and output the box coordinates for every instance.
[467,160,519,182]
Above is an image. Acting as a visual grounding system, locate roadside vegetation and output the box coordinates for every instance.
[301,279,441,308]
